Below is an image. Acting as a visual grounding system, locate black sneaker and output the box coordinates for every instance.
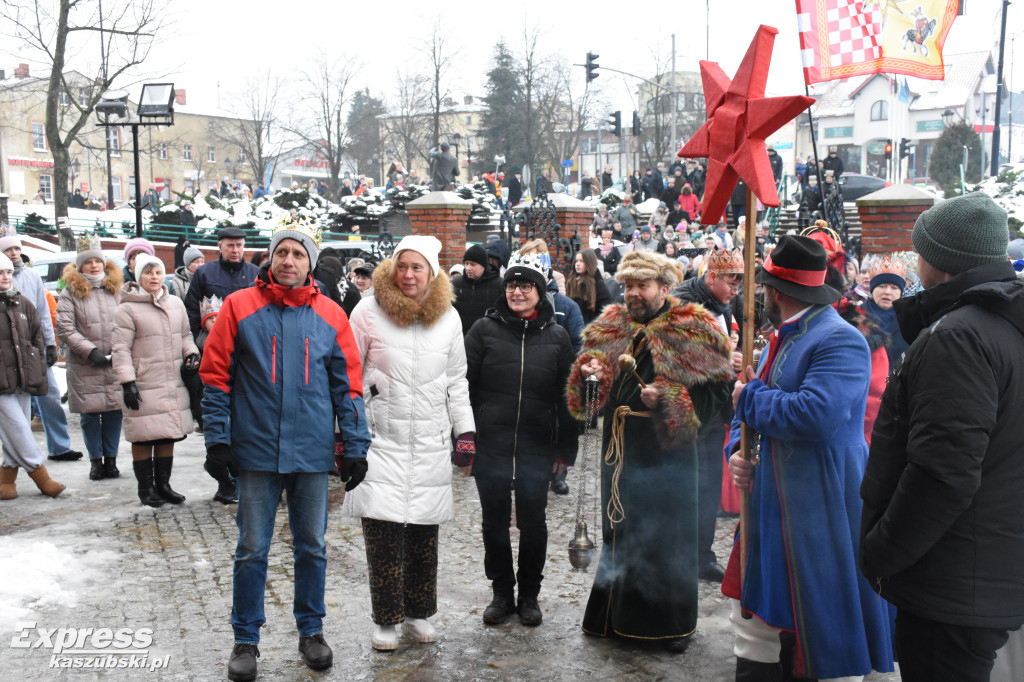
[214,479,238,504]
[298,633,333,671]
[698,561,726,583]
[49,450,83,462]
[517,597,543,626]
[482,595,515,625]
[227,642,259,682]
[89,460,106,481]
[550,479,569,495]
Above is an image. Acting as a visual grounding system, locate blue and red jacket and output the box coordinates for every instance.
[200,269,370,473]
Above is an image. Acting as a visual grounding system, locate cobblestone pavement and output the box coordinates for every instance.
[1,408,901,681]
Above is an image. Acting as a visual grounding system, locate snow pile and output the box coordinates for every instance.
[973,166,1024,234]
[0,538,119,631]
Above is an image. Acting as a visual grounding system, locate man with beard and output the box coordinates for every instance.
[672,249,744,582]
[569,251,733,653]
[725,236,894,680]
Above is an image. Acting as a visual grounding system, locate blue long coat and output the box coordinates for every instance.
[726,304,894,679]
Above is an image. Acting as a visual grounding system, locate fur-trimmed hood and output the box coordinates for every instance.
[372,257,454,328]
[61,260,122,299]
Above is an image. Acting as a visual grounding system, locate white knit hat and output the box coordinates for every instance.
[0,252,13,272]
[133,253,165,279]
[392,235,442,278]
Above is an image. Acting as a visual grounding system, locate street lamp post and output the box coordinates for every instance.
[466,136,472,181]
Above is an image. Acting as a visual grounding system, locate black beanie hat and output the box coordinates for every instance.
[463,244,489,269]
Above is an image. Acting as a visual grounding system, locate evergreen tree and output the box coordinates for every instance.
[480,42,526,176]
[928,120,982,197]
[347,89,386,181]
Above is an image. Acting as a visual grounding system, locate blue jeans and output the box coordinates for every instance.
[80,411,122,460]
[33,367,72,456]
[232,470,328,644]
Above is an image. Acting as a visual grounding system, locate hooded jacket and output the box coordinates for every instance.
[861,262,1024,629]
[0,288,47,396]
[452,264,503,335]
[465,295,578,479]
[112,282,198,443]
[341,260,474,525]
[56,261,123,414]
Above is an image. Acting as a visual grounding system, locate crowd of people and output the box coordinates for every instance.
[1,176,1022,681]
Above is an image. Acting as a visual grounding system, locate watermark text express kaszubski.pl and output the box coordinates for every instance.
[11,622,170,670]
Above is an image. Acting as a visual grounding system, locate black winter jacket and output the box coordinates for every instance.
[0,291,48,396]
[860,262,1024,628]
[464,297,578,479]
[184,257,260,338]
[453,266,504,335]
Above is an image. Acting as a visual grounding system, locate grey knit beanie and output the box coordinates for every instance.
[182,246,204,267]
[912,192,1008,275]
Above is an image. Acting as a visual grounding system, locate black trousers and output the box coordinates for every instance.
[895,609,1012,682]
[361,518,438,626]
[696,421,727,566]
[474,474,549,599]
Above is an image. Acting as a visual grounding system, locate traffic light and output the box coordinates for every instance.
[585,52,600,82]
[632,110,641,136]
[884,139,893,157]
[899,137,912,159]
[609,111,622,137]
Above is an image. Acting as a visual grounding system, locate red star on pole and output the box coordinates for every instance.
[678,25,814,226]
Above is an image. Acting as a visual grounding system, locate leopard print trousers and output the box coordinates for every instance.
[361,518,439,625]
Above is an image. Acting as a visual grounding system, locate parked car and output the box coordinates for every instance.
[30,250,127,291]
[838,173,889,202]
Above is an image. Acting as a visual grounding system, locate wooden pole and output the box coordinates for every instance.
[738,187,758,608]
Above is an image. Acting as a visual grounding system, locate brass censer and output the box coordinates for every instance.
[568,374,600,570]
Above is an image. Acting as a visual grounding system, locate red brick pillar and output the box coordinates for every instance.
[406,192,473,274]
[545,194,597,273]
[856,185,937,256]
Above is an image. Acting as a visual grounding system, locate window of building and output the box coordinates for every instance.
[128,177,137,201]
[158,142,167,160]
[79,87,90,107]
[238,149,244,162]
[39,174,52,201]
[183,144,193,161]
[58,90,69,107]
[184,178,195,195]
[207,121,213,132]
[466,115,473,125]
[31,122,46,151]
[207,146,216,163]
[107,128,121,156]
[112,177,122,203]
[870,100,888,121]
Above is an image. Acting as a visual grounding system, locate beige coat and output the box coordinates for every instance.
[56,261,122,414]
[111,282,198,443]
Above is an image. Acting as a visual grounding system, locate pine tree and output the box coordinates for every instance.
[479,42,526,176]
[928,121,982,197]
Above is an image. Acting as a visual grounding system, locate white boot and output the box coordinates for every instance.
[403,617,437,643]
[371,624,398,651]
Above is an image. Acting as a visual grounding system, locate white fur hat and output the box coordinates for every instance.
[392,235,442,278]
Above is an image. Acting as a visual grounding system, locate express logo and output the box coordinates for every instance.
[11,622,169,671]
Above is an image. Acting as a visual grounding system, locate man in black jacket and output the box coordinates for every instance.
[861,192,1024,681]
[671,248,743,582]
[453,245,503,335]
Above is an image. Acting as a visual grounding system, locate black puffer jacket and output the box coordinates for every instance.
[860,262,1024,628]
[0,290,48,396]
[464,296,578,479]
[452,265,503,335]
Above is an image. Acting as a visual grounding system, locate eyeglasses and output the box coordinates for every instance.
[505,281,535,293]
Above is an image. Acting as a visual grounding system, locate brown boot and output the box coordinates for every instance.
[27,465,65,498]
[0,466,17,500]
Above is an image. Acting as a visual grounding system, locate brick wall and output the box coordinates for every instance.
[855,186,936,256]
[407,192,474,274]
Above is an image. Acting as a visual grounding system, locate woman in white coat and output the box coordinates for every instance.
[343,235,475,651]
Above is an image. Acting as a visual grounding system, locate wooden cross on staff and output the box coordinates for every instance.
[676,24,813,599]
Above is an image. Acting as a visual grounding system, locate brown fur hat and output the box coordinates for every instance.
[614,251,679,288]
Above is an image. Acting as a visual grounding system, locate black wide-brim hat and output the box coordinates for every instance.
[756,235,841,305]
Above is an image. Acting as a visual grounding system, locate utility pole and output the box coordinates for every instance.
[99,0,114,209]
[671,34,677,157]
[991,0,1009,176]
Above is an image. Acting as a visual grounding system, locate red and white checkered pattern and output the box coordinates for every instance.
[825,0,881,67]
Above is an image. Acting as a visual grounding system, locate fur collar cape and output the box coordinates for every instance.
[61,260,123,299]
[568,296,734,449]
[372,258,454,328]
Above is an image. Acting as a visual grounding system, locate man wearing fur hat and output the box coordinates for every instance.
[672,248,745,583]
[726,235,894,680]
[569,250,734,653]
[200,221,370,680]
[861,192,1024,680]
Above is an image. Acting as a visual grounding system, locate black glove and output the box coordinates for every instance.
[204,443,238,481]
[88,348,111,367]
[45,345,58,366]
[183,353,200,375]
[121,381,142,411]
[339,457,368,492]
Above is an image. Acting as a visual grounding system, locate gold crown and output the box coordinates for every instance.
[868,256,906,282]
[200,294,223,320]
[0,223,16,238]
[705,248,744,275]
[77,233,102,253]
[274,217,322,248]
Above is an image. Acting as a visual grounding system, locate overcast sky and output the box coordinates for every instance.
[1,0,1018,118]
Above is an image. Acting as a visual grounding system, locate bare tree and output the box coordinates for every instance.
[535,60,600,178]
[379,68,433,174]
[213,73,285,191]
[285,52,356,201]
[1,0,165,248]
[421,20,456,147]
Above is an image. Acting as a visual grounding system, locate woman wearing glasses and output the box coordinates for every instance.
[463,253,579,628]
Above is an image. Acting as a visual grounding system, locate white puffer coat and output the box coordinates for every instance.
[341,261,475,525]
